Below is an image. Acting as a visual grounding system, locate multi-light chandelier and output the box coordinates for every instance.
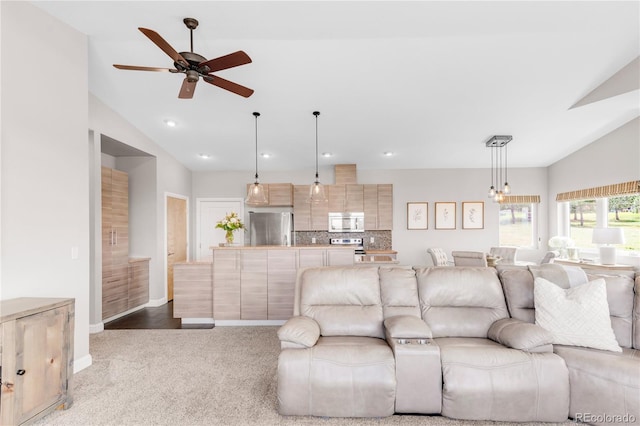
[486,135,512,202]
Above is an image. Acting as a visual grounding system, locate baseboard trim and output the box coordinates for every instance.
[89,322,104,334]
[146,297,167,308]
[181,318,215,325]
[74,354,93,373]
[214,320,286,326]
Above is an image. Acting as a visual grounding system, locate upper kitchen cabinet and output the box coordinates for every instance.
[293,185,328,231]
[364,184,393,230]
[328,184,363,212]
[245,183,293,207]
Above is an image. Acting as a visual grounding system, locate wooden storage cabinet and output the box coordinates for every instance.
[240,250,268,320]
[173,262,213,318]
[267,251,297,320]
[102,166,129,319]
[245,183,293,207]
[128,258,150,310]
[293,185,328,231]
[213,249,241,320]
[0,298,74,425]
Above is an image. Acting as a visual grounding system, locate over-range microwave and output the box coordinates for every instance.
[328,212,365,233]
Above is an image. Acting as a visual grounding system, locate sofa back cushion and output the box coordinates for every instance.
[497,265,635,348]
[415,267,509,338]
[379,267,421,319]
[635,276,640,350]
[299,267,384,338]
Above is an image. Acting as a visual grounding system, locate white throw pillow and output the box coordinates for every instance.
[534,277,621,352]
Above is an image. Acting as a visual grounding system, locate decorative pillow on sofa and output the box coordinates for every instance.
[534,277,622,352]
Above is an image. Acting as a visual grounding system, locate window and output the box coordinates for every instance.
[567,195,640,251]
[499,202,537,248]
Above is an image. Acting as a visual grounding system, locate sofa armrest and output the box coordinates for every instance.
[488,318,554,353]
[277,316,320,348]
[384,315,433,339]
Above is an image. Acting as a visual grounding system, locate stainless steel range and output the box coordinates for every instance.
[330,238,365,255]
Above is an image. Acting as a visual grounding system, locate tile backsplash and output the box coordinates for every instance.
[295,231,392,250]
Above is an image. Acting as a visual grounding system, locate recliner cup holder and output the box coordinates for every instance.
[396,338,430,345]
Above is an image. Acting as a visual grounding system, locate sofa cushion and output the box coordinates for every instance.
[534,277,621,352]
[435,337,570,422]
[487,318,553,352]
[553,345,640,423]
[384,315,432,339]
[277,316,320,348]
[415,267,509,338]
[379,267,421,319]
[635,276,640,350]
[299,267,384,338]
[586,273,634,348]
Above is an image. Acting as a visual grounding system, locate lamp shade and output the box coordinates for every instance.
[592,228,625,245]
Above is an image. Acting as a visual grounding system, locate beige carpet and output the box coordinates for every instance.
[36,327,571,426]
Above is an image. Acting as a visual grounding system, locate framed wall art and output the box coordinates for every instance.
[462,201,484,229]
[407,202,428,230]
[435,202,456,230]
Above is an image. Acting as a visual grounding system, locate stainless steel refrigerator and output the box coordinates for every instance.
[249,212,294,246]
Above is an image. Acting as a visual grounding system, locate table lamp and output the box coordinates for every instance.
[592,228,625,265]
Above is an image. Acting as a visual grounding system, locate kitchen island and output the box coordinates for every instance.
[173,245,355,325]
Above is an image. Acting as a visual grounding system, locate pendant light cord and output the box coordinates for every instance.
[313,111,320,181]
[253,112,260,181]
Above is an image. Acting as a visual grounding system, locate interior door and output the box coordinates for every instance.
[167,196,188,301]
[197,199,244,261]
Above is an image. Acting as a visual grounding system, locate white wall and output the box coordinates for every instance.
[547,117,640,237]
[89,95,192,309]
[192,166,548,266]
[1,2,91,371]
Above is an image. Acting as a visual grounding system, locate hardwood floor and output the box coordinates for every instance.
[104,302,214,329]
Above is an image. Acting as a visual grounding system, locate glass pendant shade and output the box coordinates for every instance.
[486,135,513,202]
[308,111,328,203]
[246,112,268,205]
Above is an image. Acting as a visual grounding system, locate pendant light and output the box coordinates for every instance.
[485,135,512,203]
[308,111,328,204]
[246,112,268,205]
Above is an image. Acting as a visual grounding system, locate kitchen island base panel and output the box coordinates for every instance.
[214,320,286,326]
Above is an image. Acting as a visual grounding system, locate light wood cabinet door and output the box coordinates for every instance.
[298,249,326,267]
[345,184,364,212]
[293,185,311,231]
[363,184,379,230]
[173,263,213,318]
[377,184,393,230]
[327,249,355,266]
[213,250,241,320]
[310,199,329,231]
[102,167,129,320]
[328,185,345,212]
[267,250,297,320]
[267,183,293,206]
[128,259,150,310]
[241,250,268,320]
[1,299,74,425]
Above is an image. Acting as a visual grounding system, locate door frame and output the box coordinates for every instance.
[165,192,190,302]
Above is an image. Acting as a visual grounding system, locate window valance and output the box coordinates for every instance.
[499,195,541,204]
[555,180,640,202]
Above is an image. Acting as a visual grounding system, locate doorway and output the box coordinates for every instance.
[196,198,244,261]
[166,194,188,301]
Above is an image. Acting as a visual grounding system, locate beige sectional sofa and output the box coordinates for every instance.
[277,264,639,424]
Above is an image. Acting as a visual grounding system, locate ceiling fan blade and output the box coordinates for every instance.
[113,64,177,73]
[178,78,197,99]
[138,27,188,67]
[203,75,254,98]
[199,51,252,73]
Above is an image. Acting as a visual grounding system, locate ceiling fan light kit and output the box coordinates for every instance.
[113,17,254,99]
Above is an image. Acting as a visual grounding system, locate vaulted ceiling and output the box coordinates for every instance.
[33,1,640,172]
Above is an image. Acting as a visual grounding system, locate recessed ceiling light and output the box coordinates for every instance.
[260,153,271,158]
[199,153,211,159]
[164,119,177,128]
[383,151,394,157]
[322,152,333,158]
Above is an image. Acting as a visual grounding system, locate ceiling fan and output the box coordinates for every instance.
[113,18,253,99]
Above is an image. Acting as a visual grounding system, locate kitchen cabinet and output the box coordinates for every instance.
[362,184,393,230]
[240,250,268,320]
[293,185,329,231]
[128,258,150,310]
[298,248,355,267]
[173,262,213,318]
[102,166,129,320]
[245,183,293,207]
[1,298,74,425]
[345,184,364,212]
[328,185,345,212]
[213,249,241,320]
[267,250,297,320]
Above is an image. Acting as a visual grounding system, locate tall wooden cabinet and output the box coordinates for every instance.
[0,298,74,425]
[102,166,130,319]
